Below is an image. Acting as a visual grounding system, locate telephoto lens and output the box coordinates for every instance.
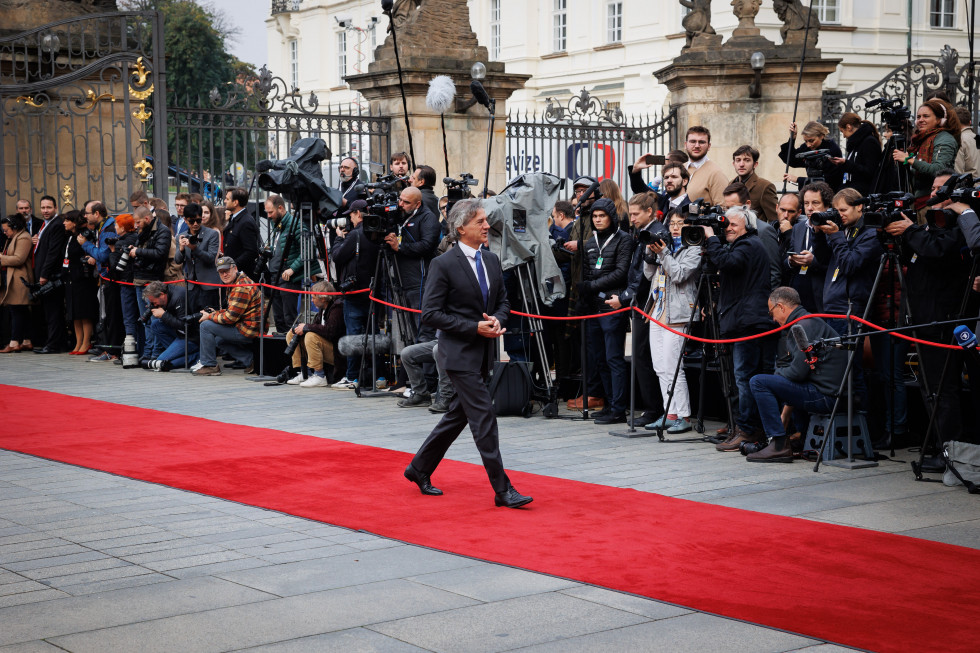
[138,308,153,325]
[115,251,130,272]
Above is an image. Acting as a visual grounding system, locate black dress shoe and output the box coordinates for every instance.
[495,486,533,508]
[404,465,443,496]
[226,360,247,369]
[33,346,62,354]
[594,412,626,425]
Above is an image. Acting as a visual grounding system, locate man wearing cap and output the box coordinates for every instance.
[193,257,262,376]
[330,198,380,387]
[264,194,303,333]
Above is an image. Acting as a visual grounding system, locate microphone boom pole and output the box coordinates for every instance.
[782,0,817,195]
[383,2,417,167]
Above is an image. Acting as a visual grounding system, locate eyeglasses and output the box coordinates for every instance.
[185,218,202,224]
[767,302,782,318]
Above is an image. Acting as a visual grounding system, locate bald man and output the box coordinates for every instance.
[385,186,441,339]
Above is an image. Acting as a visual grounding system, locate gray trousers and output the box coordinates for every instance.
[401,340,454,400]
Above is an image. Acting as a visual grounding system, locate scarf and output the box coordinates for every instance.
[909,127,943,163]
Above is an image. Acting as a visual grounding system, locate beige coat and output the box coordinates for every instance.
[0,230,35,305]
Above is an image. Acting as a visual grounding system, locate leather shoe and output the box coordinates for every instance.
[567,395,604,410]
[746,440,794,463]
[716,427,763,452]
[594,412,626,425]
[495,486,533,508]
[0,345,21,353]
[33,346,62,354]
[404,465,443,496]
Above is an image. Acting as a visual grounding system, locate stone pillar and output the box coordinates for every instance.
[656,40,840,185]
[345,0,528,196]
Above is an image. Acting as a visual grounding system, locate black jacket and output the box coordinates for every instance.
[420,186,440,218]
[813,218,883,314]
[132,217,172,282]
[619,222,657,307]
[581,226,633,312]
[776,306,847,397]
[840,122,883,197]
[704,231,772,337]
[222,209,259,276]
[779,137,845,191]
[157,283,196,339]
[901,221,968,326]
[108,231,139,282]
[33,217,67,281]
[330,224,380,293]
[394,204,440,292]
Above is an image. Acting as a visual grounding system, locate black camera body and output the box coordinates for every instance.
[810,208,843,230]
[362,190,402,240]
[337,275,358,293]
[864,192,914,230]
[637,220,673,251]
[680,200,729,247]
[444,173,479,215]
[79,228,97,242]
[104,236,118,246]
[184,233,201,246]
[21,277,63,301]
[867,97,912,149]
[138,307,154,325]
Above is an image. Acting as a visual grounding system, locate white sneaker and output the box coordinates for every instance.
[190,361,204,372]
[403,387,412,397]
[300,375,329,388]
[331,377,355,389]
[286,373,304,385]
[376,377,388,390]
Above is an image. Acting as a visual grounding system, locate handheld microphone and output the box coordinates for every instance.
[953,325,980,367]
[790,324,818,370]
[470,80,491,110]
[579,179,601,206]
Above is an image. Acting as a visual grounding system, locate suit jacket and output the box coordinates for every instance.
[222,209,259,276]
[33,216,67,281]
[735,172,779,224]
[174,225,221,284]
[422,244,509,373]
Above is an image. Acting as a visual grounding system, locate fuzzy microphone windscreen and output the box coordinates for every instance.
[426,75,456,114]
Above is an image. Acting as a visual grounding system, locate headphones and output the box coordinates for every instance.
[937,102,948,126]
[341,157,359,179]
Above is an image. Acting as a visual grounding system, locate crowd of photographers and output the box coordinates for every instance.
[4,93,980,463]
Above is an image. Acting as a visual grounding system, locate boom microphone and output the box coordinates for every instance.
[864,98,886,109]
[470,80,491,110]
[381,0,393,13]
[790,324,818,369]
[338,333,393,357]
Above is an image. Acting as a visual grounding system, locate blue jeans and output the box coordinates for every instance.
[119,284,142,354]
[870,333,908,434]
[343,295,370,380]
[732,337,777,431]
[585,312,628,415]
[750,374,836,440]
[199,321,254,367]
[147,317,177,358]
[157,338,199,368]
[134,284,155,355]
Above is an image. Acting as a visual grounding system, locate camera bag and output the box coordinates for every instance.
[488,360,533,418]
[943,441,980,494]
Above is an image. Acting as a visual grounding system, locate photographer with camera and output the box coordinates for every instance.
[261,195,303,333]
[643,209,700,433]
[329,199,379,388]
[722,182,782,291]
[883,170,969,444]
[106,214,140,352]
[779,121,844,191]
[174,203,220,313]
[283,280,345,387]
[892,99,961,211]
[830,113,883,198]
[701,205,776,451]
[386,186,440,317]
[812,188,883,410]
[0,214,34,353]
[746,287,848,462]
[129,205,173,362]
[577,198,634,425]
[193,256,261,376]
[141,280,197,371]
[76,200,123,360]
[784,182,834,312]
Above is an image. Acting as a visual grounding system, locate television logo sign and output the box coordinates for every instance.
[566,143,617,183]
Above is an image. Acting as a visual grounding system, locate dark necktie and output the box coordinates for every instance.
[474,249,489,307]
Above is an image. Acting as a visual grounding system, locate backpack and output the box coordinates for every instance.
[488,361,533,417]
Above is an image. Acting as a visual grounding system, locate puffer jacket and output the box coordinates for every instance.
[643,242,701,324]
[581,225,633,312]
[132,217,172,282]
[703,231,772,337]
[776,305,847,397]
[812,218,883,315]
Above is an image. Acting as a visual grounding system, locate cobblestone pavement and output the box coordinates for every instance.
[1,354,975,651]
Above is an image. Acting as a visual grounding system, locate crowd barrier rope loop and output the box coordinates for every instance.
[98,275,965,351]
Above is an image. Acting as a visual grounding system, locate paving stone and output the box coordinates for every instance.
[0,544,90,565]
[231,627,431,652]
[56,572,175,596]
[18,557,130,581]
[140,550,251,573]
[4,551,108,573]
[559,586,693,620]
[47,579,478,653]
[253,544,359,565]
[407,564,579,602]
[369,591,650,653]
[0,639,67,652]
[0,589,71,609]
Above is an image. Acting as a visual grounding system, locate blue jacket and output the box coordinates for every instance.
[80,216,116,277]
[813,218,883,314]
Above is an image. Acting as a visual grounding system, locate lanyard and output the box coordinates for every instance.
[593,232,614,256]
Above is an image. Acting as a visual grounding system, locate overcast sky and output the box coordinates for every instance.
[212,0,270,69]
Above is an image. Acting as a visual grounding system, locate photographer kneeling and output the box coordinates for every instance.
[142,280,197,371]
[193,257,261,376]
[577,198,633,425]
[284,281,345,387]
[746,287,847,462]
[702,205,776,451]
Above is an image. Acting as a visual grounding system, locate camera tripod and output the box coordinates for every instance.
[509,260,559,417]
[873,131,912,196]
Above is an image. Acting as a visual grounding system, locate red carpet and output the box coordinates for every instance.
[1,385,978,652]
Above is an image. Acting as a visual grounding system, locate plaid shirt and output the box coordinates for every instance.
[212,272,261,338]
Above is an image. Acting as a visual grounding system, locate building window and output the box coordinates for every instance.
[607,2,622,43]
[930,0,956,28]
[813,0,840,25]
[553,0,566,52]
[337,30,347,84]
[289,39,299,90]
[490,0,501,59]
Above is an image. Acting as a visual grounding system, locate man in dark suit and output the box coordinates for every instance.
[32,195,68,353]
[222,186,259,277]
[404,199,533,509]
[16,199,43,237]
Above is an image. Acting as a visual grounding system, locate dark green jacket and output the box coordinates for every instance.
[910,131,959,199]
[270,211,303,278]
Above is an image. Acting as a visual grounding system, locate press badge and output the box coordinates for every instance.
[831,268,840,282]
[595,256,604,269]
[911,254,918,264]
[799,265,808,276]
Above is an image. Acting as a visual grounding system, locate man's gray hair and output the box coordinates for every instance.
[448,198,483,238]
[142,280,167,300]
[768,286,801,308]
[724,205,758,230]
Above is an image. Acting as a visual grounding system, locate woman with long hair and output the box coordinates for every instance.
[831,112,883,197]
[599,179,630,230]
[0,214,35,352]
[779,120,845,190]
[892,99,961,210]
[108,213,141,351]
[61,210,99,354]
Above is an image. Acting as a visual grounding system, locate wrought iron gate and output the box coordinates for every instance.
[165,68,391,201]
[506,89,678,197]
[0,12,166,212]
[822,45,978,144]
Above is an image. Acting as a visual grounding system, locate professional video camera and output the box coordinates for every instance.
[256,137,342,217]
[797,149,832,182]
[863,191,914,230]
[444,173,479,215]
[928,173,980,213]
[681,199,729,247]
[866,97,913,138]
[809,207,843,230]
[365,173,408,194]
[361,183,402,240]
[21,278,63,301]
